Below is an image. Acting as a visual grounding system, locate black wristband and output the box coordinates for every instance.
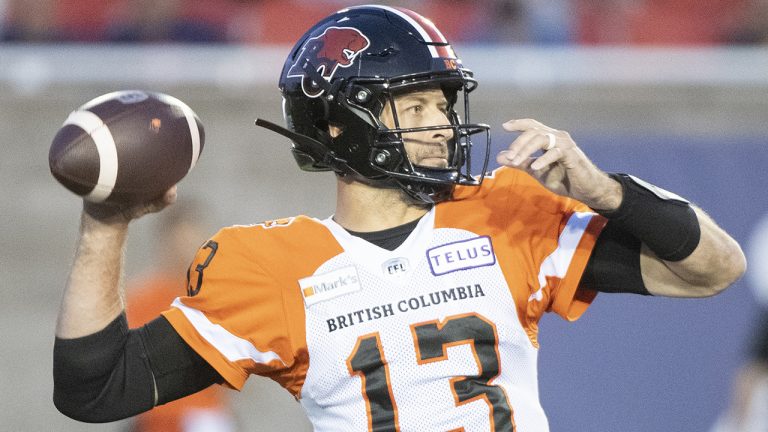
[596,173,700,262]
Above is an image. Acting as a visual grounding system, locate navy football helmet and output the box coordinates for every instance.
[256,4,490,203]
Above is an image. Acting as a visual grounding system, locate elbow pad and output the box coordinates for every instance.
[53,314,155,423]
[53,313,221,423]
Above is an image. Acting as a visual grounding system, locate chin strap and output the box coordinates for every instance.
[395,178,455,204]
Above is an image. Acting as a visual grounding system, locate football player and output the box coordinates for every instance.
[53,5,745,431]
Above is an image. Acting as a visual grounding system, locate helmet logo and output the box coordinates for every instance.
[287,26,371,98]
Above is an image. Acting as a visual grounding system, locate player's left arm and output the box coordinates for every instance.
[636,207,744,297]
[498,118,746,298]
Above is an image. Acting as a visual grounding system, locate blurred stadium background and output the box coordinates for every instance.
[1,0,767,431]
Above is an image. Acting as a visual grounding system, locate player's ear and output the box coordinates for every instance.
[329,123,343,138]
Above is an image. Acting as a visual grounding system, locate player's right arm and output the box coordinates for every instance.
[56,206,131,340]
[56,189,176,340]
[53,190,221,423]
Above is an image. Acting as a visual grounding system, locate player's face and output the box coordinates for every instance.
[380,88,454,169]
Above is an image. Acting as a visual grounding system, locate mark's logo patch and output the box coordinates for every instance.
[427,236,496,276]
[287,26,371,98]
[299,266,362,307]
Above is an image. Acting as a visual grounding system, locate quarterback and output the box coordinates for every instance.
[53,5,745,431]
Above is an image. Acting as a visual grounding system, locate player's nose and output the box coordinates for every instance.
[428,109,454,141]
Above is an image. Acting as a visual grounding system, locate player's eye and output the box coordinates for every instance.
[405,104,423,114]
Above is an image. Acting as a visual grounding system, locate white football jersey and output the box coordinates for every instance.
[163,167,606,431]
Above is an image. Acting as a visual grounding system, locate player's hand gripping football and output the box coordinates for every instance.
[496,118,622,211]
[83,186,177,224]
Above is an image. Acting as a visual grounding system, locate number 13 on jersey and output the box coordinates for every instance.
[346,313,516,431]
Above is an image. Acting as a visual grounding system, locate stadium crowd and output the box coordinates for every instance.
[1,0,767,45]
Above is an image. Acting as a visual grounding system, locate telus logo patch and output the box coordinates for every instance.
[427,236,496,276]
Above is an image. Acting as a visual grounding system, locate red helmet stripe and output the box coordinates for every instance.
[394,7,448,43]
[394,7,456,59]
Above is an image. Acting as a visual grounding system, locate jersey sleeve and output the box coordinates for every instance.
[545,206,606,321]
[507,168,607,322]
[161,226,294,391]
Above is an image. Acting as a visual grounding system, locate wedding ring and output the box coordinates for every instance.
[544,133,556,151]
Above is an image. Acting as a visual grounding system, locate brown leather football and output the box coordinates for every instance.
[49,90,204,204]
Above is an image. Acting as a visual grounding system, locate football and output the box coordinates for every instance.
[49,90,204,204]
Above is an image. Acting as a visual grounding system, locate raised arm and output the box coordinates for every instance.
[53,189,222,423]
[56,189,176,339]
[497,118,746,297]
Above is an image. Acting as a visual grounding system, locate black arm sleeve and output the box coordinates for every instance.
[53,313,222,423]
[580,220,651,295]
[143,315,223,405]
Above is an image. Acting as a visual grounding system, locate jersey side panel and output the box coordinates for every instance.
[162,216,342,395]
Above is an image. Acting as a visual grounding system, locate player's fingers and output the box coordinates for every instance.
[162,185,178,205]
[497,130,530,165]
[497,129,542,162]
[530,146,563,171]
[498,131,554,166]
[502,118,551,133]
[495,152,535,171]
[140,186,178,216]
[87,186,178,222]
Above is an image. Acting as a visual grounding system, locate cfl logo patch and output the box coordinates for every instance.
[382,257,409,276]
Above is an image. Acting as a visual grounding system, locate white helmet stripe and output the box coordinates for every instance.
[63,110,118,202]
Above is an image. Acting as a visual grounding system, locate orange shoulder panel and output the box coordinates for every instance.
[163,216,343,396]
[437,167,606,347]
